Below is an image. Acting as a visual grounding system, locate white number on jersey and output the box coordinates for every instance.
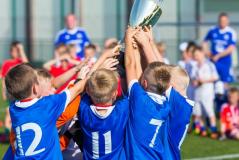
[16,122,45,156]
[149,119,163,148]
[92,131,112,159]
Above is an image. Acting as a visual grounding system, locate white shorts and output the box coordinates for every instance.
[193,98,215,118]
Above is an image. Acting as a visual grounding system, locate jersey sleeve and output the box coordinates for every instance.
[54,30,65,46]
[204,28,212,42]
[44,90,71,120]
[128,80,148,107]
[166,88,193,149]
[228,29,237,46]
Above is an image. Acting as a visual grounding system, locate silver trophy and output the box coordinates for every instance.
[120,0,162,51]
[129,0,163,27]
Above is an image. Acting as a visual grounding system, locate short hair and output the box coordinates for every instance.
[5,63,38,100]
[228,87,238,95]
[85,44,96,51]
[186,41,196,53]
[148,61,166,68]
[143,63,171,95]
[87,69,118,104]
[10,41,21,52]
[36,68,52,79]
[67,44,77,49]
[219,12,228,19]
[192,45,203,55]
[170,66,190,93]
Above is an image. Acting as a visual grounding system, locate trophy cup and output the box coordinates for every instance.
[117,0,163,75]
[120,0,163,51]
[129,0,163,27]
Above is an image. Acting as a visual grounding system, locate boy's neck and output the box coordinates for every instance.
[94,101,113,116]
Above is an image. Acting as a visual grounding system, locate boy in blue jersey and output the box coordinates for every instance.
[165,65,194,160]
[78,68,129,160]
[124,27,171,160]
[5,63,88,160]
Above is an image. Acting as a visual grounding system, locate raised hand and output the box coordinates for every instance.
[100,58,119,71]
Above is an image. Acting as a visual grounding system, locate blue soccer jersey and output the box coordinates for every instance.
[55,27,90,58]
[125,80,170,160]
[78,94,129,160]
[10,90,71,160]
[204,26,237,82]
[165,87,194,160]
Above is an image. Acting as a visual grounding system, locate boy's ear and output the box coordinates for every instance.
[86,87,90,95]
[32,83,39,96]
[143,79,148,89]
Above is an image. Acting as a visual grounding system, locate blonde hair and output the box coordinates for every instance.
[170,66,189,94]
[87,69,118,104]
[143,63,171,95]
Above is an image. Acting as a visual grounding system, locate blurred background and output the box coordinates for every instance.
[0,0,239,159]
[0,0,238,64]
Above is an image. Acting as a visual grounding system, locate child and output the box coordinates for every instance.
[192,46,219,138]
[220,87,239,140]
[156,42,170,64]
[165,65,194,159]
[124,27,171,159]
[1,41,28,136]
[82,44,98,67]
[5,63,87,159]
[78,69,129,160]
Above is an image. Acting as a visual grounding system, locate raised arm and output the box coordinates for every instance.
[52,60,88,89]
[134,28,158,64]
[125,27,139,85]
[17,43,28,63]
[144,26,163,62]
[89,45,120,75]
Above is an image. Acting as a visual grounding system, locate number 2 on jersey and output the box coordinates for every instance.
[16,123,45,156]
[149,119,163,148]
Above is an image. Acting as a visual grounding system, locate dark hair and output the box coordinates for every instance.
[219,12,228,19]
[85,44,96,50]
[5,63,38,100]
[192,45,203,55]
[228,87,238,95]
[10,41,21,52]
[186,41,196,53]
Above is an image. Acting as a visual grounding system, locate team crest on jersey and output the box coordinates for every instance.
[65,35,70,40]
[77,33,83,39]
[224,34,229,40]
[213,33,217,38]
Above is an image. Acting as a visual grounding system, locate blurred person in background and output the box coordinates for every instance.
[44,44,81,93]
[178,41,197,100]
[203,12,237,84]
[0,41,28,141]
[192,46,219,139]
[156,41,170,64]
[68,44,81,62]
[55,14,90,59]
[203,12,237,114]
[81,44,98,67]
[220,87,239,140]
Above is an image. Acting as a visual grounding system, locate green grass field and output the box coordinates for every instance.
[0,79,239,159]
